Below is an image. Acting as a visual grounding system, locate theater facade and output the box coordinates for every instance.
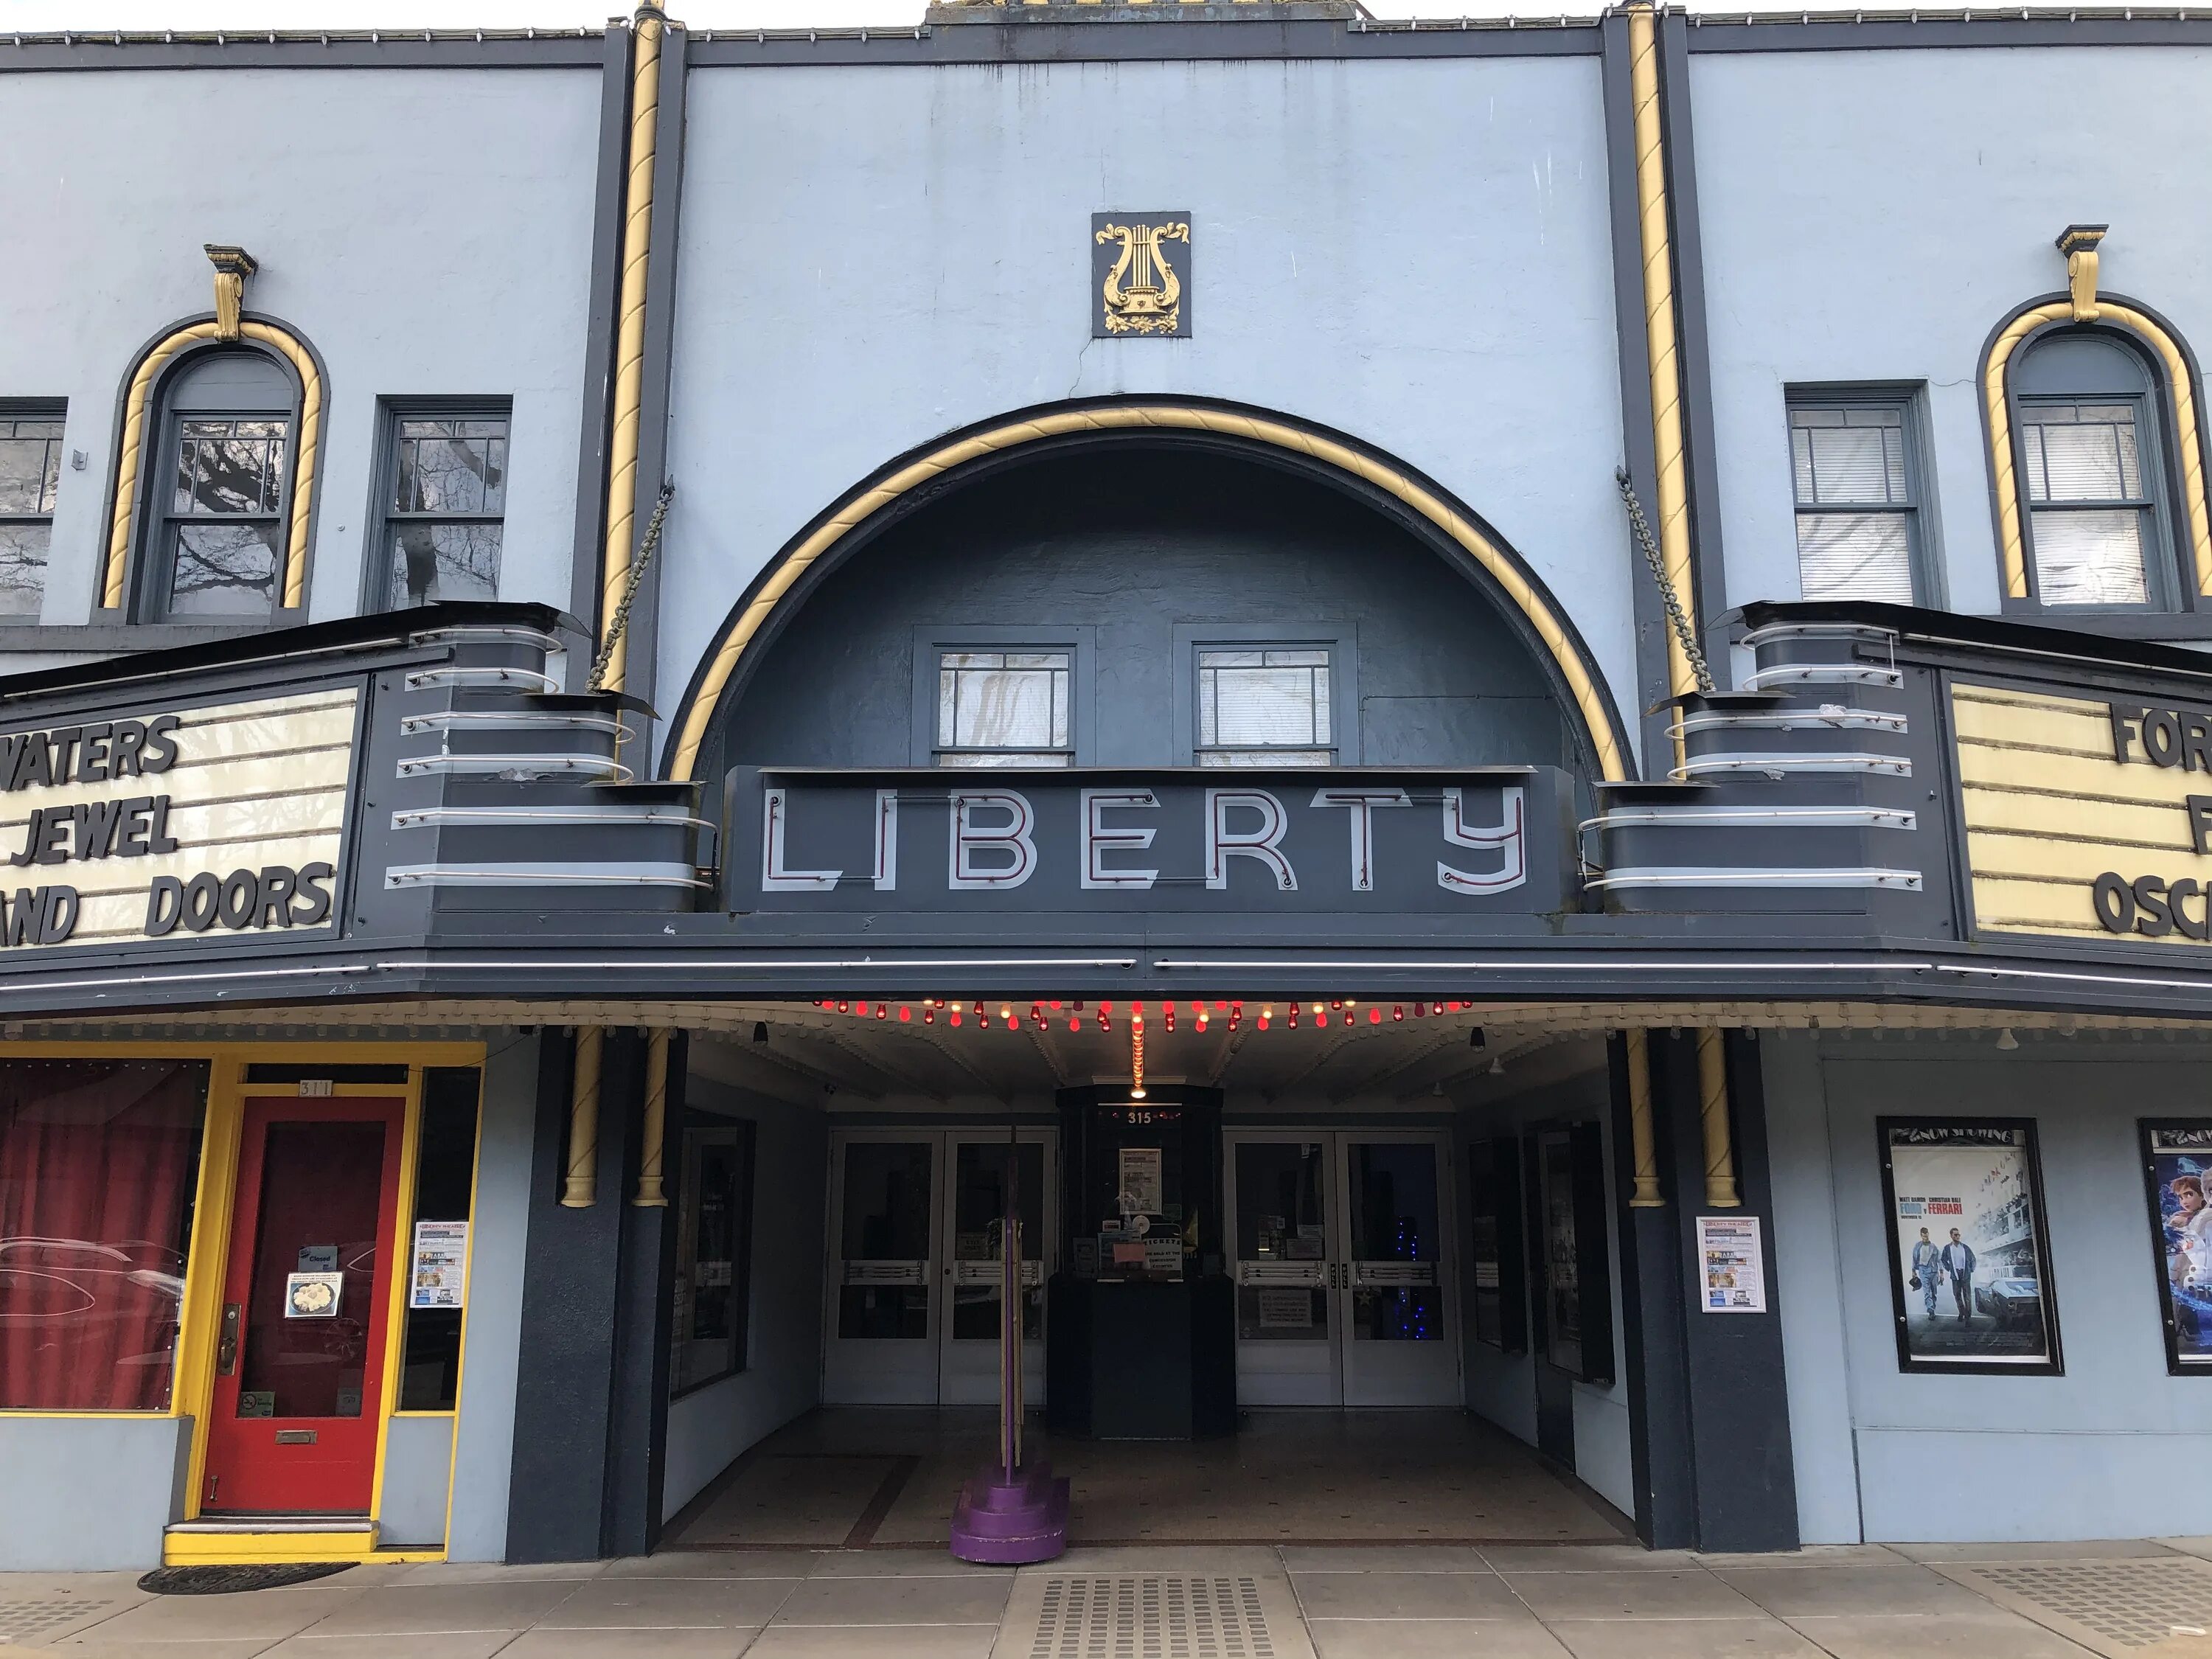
[3,0,2212,1571]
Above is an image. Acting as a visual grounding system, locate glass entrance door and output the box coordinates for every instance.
[824,1135,938,1404]
[823,1128,1055,1406]
[939,1135,1050,1405]
[1226,1130,1459,1408]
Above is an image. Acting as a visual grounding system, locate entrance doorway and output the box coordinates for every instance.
[1225,1130,1460,1406]
[824,1127,1057,1406]
[201,1096,407,1514]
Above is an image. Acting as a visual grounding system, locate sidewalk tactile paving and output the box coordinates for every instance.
[0,1596,112,1641]
[1025,1574,1274,1659]
[1962,1561,2212,1652]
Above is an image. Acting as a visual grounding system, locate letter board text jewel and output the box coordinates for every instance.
[0,686,355,950]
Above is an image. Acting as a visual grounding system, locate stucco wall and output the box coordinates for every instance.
[1691,45,2212,618]
[1766,1033,2212,1543]
[660,1063,829,1522]
[713,445,1582,785]
[0,66,599,626]
[662,53,1636,767]
[0,1415,188,1571]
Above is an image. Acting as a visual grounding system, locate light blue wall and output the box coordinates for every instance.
[1691,46,2212,618]
[660,1057,829,1521]
[445,1032,540,1561]
[379,1414,454,1550]
[0,66,599,626]
[0,1415,188,1570]
[1765,1033,2212,1543]
[661,55,1638,765]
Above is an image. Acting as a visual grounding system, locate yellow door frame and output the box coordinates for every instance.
[0,1039,484,1565]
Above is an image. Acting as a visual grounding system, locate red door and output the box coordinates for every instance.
[201,1098,406,1514]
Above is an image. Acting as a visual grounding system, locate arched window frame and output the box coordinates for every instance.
[102,314,324,622]
[1983,291,2212,625]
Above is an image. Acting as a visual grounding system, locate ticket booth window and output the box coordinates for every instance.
[0,1058,210,1410]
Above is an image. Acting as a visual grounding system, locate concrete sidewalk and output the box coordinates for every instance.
[10,1539,2212,1658]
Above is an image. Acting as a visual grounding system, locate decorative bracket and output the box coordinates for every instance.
[204,244,259,341]
[2056,223,2107,323]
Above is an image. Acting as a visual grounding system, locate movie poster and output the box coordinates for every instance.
[1881,1121,2059,1371]
[2145,1124,2212,1369]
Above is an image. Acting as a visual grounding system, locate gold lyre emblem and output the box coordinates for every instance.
[1095,219,1191,335]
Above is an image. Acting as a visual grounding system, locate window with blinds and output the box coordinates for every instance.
[2020,400,2154,606]
[2011,330,2172,611]
[1787,399,1921,603]
[935,649,1072,766]
[1196,647,1334,766]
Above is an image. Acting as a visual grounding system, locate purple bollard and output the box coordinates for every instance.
[950,1168,1068,1565]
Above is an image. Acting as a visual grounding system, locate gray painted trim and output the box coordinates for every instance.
[0,32,605,71]
[911,623,1100,766]
[621,22,690,745]
[685,18,1599,66]
[1781,380,1947,609]
[358,394,517,619]
[102,313,331,626]
[1683,14,2212,52]
[1659,10,1729,660]
[1979,291,2212,623]
[566,28,633,693]
[1168,621,1360,766]
[1601,11,1666,775]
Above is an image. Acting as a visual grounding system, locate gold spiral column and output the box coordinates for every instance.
[561,1026,606,1208]
[597,0,668,695]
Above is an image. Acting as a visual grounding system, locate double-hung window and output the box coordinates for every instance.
[2019,399,2156,607]
[379,408,510,608]
[0,406,63,619]
[2012,331,2173,611]
[935,650,1072,766]
[1787,394,1925,603]
[1195,647,1335,765]
[147,350,296,619]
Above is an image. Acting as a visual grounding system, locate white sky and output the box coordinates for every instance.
[0,0,2121,29]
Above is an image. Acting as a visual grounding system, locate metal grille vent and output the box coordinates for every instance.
[0,1597,111,1641]
[1973,1562,2212,1648]
[1029,1575,1275,1659]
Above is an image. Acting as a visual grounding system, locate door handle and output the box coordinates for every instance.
[217,1304,242,1376]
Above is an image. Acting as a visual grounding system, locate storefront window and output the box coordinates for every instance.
[397,1068,480,1411]
[672,1119,755,1394]
[0,1058,209,1411]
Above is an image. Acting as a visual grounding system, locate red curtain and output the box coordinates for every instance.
[0,1061,208,1411]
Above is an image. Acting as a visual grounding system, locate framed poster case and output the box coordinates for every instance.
[2140,1120,2212,1376]
[1877,1117,2062,1377]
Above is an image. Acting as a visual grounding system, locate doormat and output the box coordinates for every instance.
[1941,1560,2212,1656]
[138,1563,353,1595]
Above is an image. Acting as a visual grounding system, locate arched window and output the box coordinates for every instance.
[139,348,299,620]
[2012,330,2173,609]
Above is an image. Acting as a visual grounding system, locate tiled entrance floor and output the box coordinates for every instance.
[14,1540,2212,1658]
[666,1407,1630,1548]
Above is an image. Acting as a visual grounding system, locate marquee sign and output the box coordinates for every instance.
[726,766,1573,917]
[0,686,358,950]
[1953,681,2212,945]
